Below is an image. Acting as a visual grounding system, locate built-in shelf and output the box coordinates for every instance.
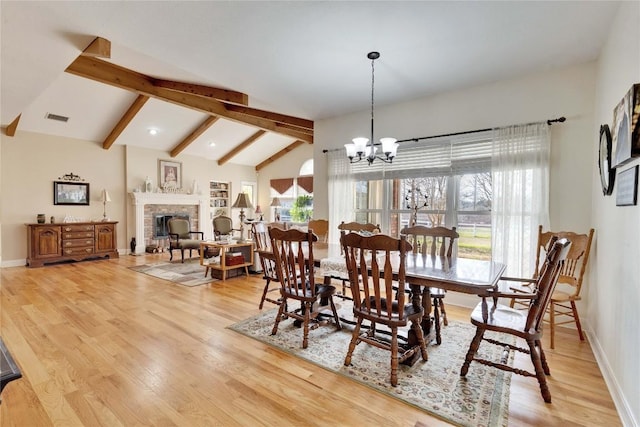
[210,181,230,218]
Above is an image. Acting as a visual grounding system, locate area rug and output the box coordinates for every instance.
[129,259,218,287]
[228,302,513,427]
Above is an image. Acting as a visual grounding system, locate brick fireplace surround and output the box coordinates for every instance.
[129,192,210,254]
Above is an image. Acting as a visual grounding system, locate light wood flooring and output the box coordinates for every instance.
[0,253,621,426]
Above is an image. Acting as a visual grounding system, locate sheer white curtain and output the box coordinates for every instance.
[491,123,550,277]
[327,150,354,244]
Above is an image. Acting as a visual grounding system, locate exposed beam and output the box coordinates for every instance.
[82,37,111,58]
[154,79,248,106]
[224,104,313,132]
[102,95,149,149]
[65,56,313,142]
[5,114,21,136]
[217,130,266,166]
[170,116,219,157]
[255,140,306,171]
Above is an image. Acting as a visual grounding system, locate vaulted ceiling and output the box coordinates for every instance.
[0,1,620,169]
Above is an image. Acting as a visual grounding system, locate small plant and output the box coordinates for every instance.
[290,195,313,222]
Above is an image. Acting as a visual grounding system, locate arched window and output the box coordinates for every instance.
[299,159,313,176]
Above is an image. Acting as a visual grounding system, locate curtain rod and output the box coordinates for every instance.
[322,116,566,154]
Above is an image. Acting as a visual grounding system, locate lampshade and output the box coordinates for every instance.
[232,193,253,209]
[270,197,281,207]
[101,189,112,203]
[254,205,263,214]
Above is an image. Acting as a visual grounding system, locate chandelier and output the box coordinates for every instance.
[344,51,398,165]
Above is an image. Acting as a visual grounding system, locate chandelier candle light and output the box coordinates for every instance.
[232,193,253,242]
[344,51,399,165]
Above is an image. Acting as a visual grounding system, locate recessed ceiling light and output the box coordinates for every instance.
[209,141,216,147]
[148,128,158,135]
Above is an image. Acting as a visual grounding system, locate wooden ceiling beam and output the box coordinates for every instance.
[102,95,149,149]
[170,116,219,157]
[153,79,248,106]
[5,114,21,136]
[65,56,313,142]
[223,104,313,132]
[217,130,266,166]
[255,140,306,171]
[82,37,111,59]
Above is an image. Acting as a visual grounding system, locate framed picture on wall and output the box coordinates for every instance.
[53,181,90,205]
[158,159,182,190]
[611,83,640,167]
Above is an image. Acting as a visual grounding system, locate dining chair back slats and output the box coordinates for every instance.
[400,225,459,257]
[341,231,427,386]
[252,222,281,309]
[269,227,341,349]
[400,224,459,344]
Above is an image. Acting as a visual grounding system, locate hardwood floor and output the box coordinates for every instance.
[0,254,621,426]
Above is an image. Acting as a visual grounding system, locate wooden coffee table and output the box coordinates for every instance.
[199,241,254,281]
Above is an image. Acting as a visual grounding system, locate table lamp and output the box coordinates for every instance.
[254,205,263,221]
[270,197,281,221]
[232,192,253,242]
[101,189,112,221]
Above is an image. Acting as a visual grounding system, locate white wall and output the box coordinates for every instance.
[0,131,257,264]
[591,2,639,425]
[314,63,595,236]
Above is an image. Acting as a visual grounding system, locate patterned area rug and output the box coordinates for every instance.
[229,302,513,427]
[129,259,218,287]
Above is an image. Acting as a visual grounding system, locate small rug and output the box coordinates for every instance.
[228,302,512,427]
[129,259,218,287]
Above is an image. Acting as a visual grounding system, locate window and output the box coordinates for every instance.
[329,123,549,276]
[355,173,492,260]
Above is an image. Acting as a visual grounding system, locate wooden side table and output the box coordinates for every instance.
[200,241,254,281]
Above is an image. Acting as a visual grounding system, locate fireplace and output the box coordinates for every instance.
[154,214,190,238]
[129,192,211,254]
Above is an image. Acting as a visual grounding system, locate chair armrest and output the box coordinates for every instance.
[492,277,537,299]
[189,231,204,240]
[169,232,180,242]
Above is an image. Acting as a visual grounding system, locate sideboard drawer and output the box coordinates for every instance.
[63,247,94,256]
[63,231,94,239]
[62,239,94,248]
[62,225,94,233]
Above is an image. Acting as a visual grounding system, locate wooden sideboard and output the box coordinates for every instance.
[26,221,119,267]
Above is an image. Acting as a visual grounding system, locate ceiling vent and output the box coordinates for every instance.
[45,113,69,122]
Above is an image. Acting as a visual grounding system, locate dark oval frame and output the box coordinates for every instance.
[599,124,616,196]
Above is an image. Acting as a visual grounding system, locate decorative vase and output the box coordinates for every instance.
[130,237,136,253]
[37,214,45,224]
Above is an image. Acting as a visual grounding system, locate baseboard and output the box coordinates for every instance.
[0,259,26,268]
[584,320,638,427]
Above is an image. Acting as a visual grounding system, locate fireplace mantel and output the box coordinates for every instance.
[129,192,210,254]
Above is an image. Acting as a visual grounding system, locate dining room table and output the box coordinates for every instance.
[312,242,507,342]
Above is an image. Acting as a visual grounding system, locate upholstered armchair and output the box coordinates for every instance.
[167,218,204,262]
[213,215,241,241]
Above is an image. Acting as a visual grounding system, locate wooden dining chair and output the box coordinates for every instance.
[400,225,459,344]
[252,222,281,310]
[337,221,381,295]
[460,237,571,403]
[509,226,594,349]
[269,227,341,349]
[341,231,428,387]
[307,219,329,243]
